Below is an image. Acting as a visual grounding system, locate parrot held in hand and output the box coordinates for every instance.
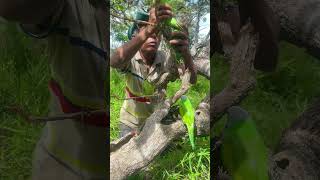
[221,106,269,180]
[158,0,183,31]
[179,95,195,150]
[157,0,184,63]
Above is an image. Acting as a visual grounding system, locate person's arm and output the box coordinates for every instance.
[110,28,153,69]
[169,30,197,84]
[0,0,62,24]
[181,52,197,84]
[110,5,173,69]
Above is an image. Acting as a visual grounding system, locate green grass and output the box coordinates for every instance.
[110,68,210,179]
[0,23,49,179]
[213,41,320,150]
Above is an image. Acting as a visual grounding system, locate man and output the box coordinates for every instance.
[110,6,197,137]
[0,0,107,179]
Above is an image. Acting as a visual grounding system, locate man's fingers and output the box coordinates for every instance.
[158,4,172,11]
[169,39,189,46]
[171,31,188,40]
[157,10,173,17]
[158,15,172,21]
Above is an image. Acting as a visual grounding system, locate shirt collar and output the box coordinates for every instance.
[134,51,162,66]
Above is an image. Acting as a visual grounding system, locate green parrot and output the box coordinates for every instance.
[221,106,269,180]
[141,80,155,95]
[157,0,184,63]
[179,95,195,150]
[158,0,183,30]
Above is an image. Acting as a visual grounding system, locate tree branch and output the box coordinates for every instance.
[211,22,258,124]
[5,105,108,123]
[110,12,155,26]
[194,58,210,79]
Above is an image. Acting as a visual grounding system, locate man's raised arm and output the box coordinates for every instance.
[0,0,62,24]
[110,27,151,69]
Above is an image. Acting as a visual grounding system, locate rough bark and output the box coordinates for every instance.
[211,23,258,124]
[269,98,320,180]
[194,58,210,80]
[110,101,185,179]
[215,0,320,69]
[195,95,210,136]
[266,0,320,60]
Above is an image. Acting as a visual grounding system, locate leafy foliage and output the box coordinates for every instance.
[0,23,49,179]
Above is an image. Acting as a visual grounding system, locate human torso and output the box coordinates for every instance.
[21,0,108,178]
[119,50,171,128]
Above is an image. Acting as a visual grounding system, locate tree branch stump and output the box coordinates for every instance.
[212,22,258,124]
[269,98,320,180]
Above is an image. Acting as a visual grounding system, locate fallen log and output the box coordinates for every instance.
[269,98,320,180]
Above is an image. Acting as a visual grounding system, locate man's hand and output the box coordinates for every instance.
[143,5,173,36]
[111,5,173,69]
[169,28,190,54]
[169,27,197,84]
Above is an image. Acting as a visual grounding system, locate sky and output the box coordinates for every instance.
[198,13,210,39]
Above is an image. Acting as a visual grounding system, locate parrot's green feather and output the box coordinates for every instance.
[222,117,269,180]
[179,96,195,150]
[142,80,155,95]
[157,0,184,64]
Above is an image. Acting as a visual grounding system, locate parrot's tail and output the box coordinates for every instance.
[187,125,195,150]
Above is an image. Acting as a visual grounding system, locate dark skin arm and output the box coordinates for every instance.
[0,0,62,24]
[110,27,153,69]
[110,6,172,69]
[170,29,197,84]
[111,5,197,84]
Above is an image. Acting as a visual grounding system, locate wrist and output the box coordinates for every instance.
[137,28,150,42]
[181,51,192,62]
[182,52,195,69]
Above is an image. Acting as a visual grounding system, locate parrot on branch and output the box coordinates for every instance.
[179,95,195,150]
[221,106,269,180]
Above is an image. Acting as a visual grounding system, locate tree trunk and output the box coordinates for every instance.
[266,0,320,59]
[269,98,320,180]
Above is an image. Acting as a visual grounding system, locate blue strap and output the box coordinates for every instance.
[53,27,107,59]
